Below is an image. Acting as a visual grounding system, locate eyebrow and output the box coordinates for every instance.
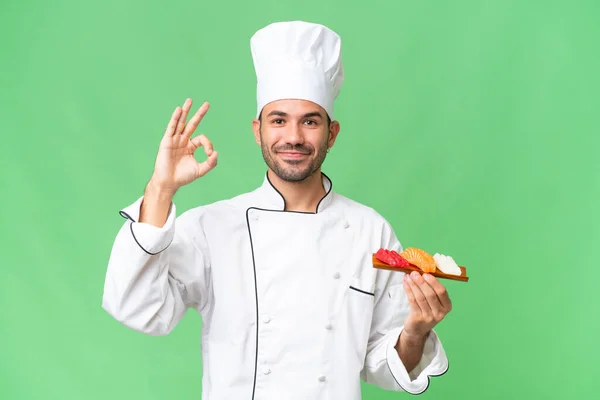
[266,110,325,119]
[302,112,324,119]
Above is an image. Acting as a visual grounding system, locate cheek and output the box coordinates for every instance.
[259,127,275,146]
[308,130,330,150]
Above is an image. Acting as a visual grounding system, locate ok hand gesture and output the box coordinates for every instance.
[150,99,218,195]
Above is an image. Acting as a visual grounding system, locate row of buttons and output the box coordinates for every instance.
[256,263,338,384]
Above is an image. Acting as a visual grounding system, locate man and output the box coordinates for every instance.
[102,21,452,399]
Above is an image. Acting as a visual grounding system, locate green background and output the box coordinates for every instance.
[1,0,598,398]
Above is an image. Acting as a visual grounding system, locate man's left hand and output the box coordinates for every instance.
[402,271,452,339]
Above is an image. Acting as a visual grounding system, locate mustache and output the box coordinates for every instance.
[273,144,313,154]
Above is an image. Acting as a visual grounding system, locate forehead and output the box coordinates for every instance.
[262,99,327,117]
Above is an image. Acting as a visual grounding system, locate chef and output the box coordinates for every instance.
[102,21,452,399]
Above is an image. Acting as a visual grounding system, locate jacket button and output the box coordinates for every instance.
[263,367,271,375]
[333,272,340,279]
[318,375,327,382]
[325,323,332,330]
[262,315,271,323]
[343,221,349,229]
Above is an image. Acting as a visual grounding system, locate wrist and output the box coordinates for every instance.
[399,329,428,346]
[139,179,175,227]
[395,329,428,373]
[146,179,177,200]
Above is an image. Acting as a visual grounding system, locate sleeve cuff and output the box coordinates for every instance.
[118,196,177,255]
[385,326,449,394]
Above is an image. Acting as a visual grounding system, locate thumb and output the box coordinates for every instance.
[195,151,218,178]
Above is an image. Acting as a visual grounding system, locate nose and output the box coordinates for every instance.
[284,124,304,145]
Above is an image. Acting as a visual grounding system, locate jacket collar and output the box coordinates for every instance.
[253,171,334,213]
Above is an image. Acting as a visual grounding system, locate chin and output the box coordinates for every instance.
[263,149,322,182]
[273,165,315,182]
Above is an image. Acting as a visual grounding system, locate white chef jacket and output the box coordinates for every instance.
[102,172,449,399]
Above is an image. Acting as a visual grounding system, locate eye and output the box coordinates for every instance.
[272,119,284,125]
[304,119,317,125]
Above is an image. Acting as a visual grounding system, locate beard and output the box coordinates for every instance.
[260,130,329,182]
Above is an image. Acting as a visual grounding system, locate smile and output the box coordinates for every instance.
[278,152,310,159]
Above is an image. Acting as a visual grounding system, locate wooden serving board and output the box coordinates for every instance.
[372,255,469,282]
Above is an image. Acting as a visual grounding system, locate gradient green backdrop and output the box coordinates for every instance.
[2,0,598,399]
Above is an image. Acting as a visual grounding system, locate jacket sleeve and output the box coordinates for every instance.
[101,196,212,336]
[360,221,449,394]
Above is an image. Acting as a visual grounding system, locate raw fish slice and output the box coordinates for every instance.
[375,248,410,267]
[399,247,437,273]
[375,248,394,265]
[389,250,410,267]
[433,253,462,276]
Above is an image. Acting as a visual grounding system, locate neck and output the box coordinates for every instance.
[267,169,326,213]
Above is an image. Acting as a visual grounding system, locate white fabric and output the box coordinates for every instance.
[250,21,344,118]
[102,173,449,399]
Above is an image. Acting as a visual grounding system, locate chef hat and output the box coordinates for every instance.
[250,21,344,119]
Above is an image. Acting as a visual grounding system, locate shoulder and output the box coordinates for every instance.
[175,190,256,228]
[331,191,402,249]
[331,192,393,227]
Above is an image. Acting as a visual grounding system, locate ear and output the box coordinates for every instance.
[327,120,341,150]
[252,119,261,145]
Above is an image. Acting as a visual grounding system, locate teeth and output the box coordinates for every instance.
[433,253,462,276]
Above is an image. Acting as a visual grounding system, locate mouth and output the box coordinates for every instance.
[277,151,310,160]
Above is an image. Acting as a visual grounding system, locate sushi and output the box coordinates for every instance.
[374,247,466,279]
[400,247,437,273]
[433,253,462,276]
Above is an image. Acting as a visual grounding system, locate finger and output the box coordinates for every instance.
[412,272,445,311]
[175,98,192,135]
[406,272,433,317]
[182,102,210,138]
[423,274,452,312]
[164,107,182,137]
[190,134,214,156]
[195,151,218,178]
[403,274,422,315]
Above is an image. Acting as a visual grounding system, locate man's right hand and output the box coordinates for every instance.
[140,99,218,227]
[151,98,218,194]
